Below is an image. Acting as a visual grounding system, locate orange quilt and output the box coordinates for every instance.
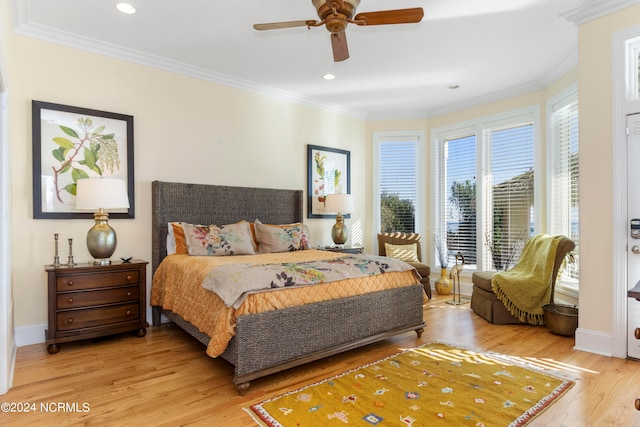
[150,250,424,357]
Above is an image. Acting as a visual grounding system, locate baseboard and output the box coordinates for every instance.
[574,327,614,357]
[15,323,46,347]
[17,309,614,360]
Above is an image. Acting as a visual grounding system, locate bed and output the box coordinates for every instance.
[150,181,426,395]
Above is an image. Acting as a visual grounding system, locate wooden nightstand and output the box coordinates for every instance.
[321,246,364,254]
[45,259,149,354]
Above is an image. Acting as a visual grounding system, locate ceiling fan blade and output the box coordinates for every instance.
[331,32,349,62]
[253,20,313,31]
[354,7,424,26]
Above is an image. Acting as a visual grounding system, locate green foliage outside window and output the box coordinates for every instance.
[380,193,415,233]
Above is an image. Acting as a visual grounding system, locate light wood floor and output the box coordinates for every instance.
[3,294,640,426]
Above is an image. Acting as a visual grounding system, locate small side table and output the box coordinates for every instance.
[321,246,364,254]
[45,259,149,354]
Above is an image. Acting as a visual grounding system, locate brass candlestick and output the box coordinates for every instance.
[52,233,62,266]
[67,238,76,266]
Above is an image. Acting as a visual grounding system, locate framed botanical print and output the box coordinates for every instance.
[32,100,135,219]
[307,144,351,218]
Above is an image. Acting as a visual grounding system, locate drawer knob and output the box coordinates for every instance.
[635,328,640,340]
[126,310,131,316]
[126,291,132,297]
[67,280,73,286]
[636,398,640,411]
[126,275,133,281]
[67,298,73,304]
[67,318,73,324]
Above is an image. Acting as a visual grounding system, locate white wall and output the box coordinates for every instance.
[5,28,366,344]
[575,3,640,357]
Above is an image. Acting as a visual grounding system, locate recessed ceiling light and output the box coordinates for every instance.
[116,2,136,14]
[323,73,336,80]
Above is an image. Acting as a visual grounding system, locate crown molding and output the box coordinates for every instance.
[11,1,366,120]
[10,0,587,123]
[367,52,578,121]
[561,0,640,25]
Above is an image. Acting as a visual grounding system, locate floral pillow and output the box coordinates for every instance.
[254,220,310,253]
[183,221,256,256]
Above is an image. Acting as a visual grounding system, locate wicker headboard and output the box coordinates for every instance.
[151,181,304,273]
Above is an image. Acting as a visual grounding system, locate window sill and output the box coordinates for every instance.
[554,281,579,305]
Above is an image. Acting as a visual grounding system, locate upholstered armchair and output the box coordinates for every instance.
[377,232,431,299]
[470,234,575,325]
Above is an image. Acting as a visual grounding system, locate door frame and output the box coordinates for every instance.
[0,54,13,393]
[613,25,640,358]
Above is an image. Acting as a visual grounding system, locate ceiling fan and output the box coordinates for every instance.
[253,0,424,62]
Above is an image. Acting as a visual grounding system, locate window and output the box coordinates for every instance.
[548,88,579,291]
[441,132,477,266]
[373,131,424,237]
[433,109,537,270]
[627,37,640,100]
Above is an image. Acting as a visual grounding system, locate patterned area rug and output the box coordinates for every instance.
[246,342,574,427]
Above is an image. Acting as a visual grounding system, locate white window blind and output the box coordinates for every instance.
[379,138,419,233]
[443,134,476,267]
[482,120,535,270]
[550,94,579,285]
[628,38,640,99]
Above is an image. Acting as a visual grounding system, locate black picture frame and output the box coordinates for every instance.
[307,144,351,218]
[32,100,135,219]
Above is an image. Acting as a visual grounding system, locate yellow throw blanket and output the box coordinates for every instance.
[491,235,562,325]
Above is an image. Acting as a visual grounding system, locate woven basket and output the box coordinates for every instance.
[543,303,578,336]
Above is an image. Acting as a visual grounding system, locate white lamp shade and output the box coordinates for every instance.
[324,193,353,214]
[75,178,130,210]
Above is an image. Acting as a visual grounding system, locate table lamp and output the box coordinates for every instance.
[324,193,353,245]
[75,178,130,265]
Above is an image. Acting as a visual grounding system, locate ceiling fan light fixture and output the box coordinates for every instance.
[312,0,360,8]
[115,2,136,15]
[313,0,360,17]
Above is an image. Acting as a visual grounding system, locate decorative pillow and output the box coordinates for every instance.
[254,220,310,253]
[183,221,256,256]
[167,222,188,255]
[384,243,420,263]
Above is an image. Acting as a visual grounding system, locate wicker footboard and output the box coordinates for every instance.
[153,284,425,395]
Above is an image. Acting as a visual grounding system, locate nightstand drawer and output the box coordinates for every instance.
[56,303,140,331]
[56,286,140,309]
[56,270,140,291]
